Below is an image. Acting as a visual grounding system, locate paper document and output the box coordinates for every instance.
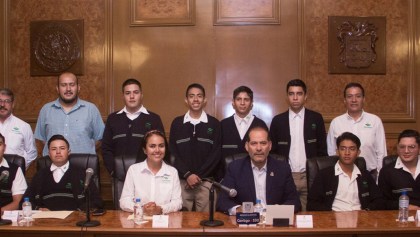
[32,211,73,219]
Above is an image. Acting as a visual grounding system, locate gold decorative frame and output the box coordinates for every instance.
[214,0,281,26]
[130,0,195,26]
[328,16,386,74]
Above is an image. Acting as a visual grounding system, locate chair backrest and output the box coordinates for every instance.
[224,153,287,172]
[36,153,100,190]
[382,155,398,168]
[4,154,26,175]
[113,155,138,210]
[306,156,367,191]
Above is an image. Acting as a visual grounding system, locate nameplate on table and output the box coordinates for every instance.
[236,212,260,225]
[296,215,313,228]
[152,215,169,228]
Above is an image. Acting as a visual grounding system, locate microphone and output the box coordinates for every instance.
[204,178,237,197]
[0,170,9,182]
[83,168,94,191]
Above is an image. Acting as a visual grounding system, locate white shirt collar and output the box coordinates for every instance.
[334,161,361,178]
[117,105,149,115]
[183,110,208,124]
[0,158,9,168]
[395,156,420,179]
[139,160,171,176]
[251,160,267,172]
[346,110,365,122]
[234,112,253,125]
[50,160,70,172]
[289,107,305,119]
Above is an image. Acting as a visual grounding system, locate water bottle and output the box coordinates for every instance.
[133,198,143,224]
[22,197,33,221]
[254,199,265,224]
[398,191,409,223]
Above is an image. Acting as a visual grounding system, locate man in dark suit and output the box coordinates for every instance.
[217,86,267,180]
[269,79,327,211]
[216,126,301,215]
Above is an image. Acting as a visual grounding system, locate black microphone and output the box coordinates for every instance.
[83,168,94,191]
[204,179,237,197]
[0,170,9,182]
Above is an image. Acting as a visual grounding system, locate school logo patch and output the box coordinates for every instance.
[311,123,317,130]
[66,183,72,189]
[207,128,214,135]
[145,122,152,130]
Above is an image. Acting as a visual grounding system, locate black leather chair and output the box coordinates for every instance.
[306,156,367,191]
[382,155,398,168]
[4,154,26,175]
[36,153,100,190]
[224,153,287,172]
[113,155,137,210]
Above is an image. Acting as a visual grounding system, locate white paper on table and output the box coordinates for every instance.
[127,213,152,220]
[2,210,19,222]
[32,211,73,219]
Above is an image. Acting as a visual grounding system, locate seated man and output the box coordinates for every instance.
[0,133,27,210]
[216,126,301,215]
[378,129,420,210]
[307,132,385,211]
[23,135,103,211]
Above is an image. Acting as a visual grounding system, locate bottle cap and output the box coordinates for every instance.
[135,198,141,203]
[256,199,261,204]
[24,197,29,202]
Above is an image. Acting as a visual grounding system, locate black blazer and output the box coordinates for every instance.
[269,108,328,159]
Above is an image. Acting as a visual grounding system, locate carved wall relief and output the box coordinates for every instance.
[30,19,84,76]
[328,16,386,74]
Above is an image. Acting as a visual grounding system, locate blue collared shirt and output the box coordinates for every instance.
[35,98,105,155]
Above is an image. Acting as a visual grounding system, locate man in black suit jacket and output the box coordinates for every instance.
[217,86,267,180]
[216,126,301,214]
[270,79,327,211]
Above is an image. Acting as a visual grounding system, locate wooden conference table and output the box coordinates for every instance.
[0,210,419,237]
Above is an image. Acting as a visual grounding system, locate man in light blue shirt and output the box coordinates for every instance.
[34,72,104,156]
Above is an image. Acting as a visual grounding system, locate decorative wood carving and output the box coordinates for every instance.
[214,0,281,25]
[30,19,84,76]
[130,0,195,26]
[328,16,386,74]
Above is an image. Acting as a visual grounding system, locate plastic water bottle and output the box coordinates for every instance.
[398,191,409,223]
[22,197,33,221]
[254,199,265,224]
[133,198,143,224]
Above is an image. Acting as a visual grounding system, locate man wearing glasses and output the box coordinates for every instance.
[307,132,385,211]
[0,88,37,169]
[378,129,420,210]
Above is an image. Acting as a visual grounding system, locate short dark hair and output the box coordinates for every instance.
[122,78,142,93]
[233,86,253,101]
[344,82,365,97]
[57,72,78,86]
[286,79,307,94]
[336,132,361,149]
[246,126,270,142]
[48,134,70,149]
[398,129,420,145]
[185,83,205,97]
[0,133,5,144]
[0,88,14,102]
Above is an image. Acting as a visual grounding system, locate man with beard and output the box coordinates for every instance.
[35,72,105,156]
[0,88,37,168]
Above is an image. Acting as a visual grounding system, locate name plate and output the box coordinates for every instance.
[236,212,260,225]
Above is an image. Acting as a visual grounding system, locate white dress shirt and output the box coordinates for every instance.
[234,113,255,140]
[0,158,27,195]
[327,111,387,171]
[117,105,149,121]
[332,162,362,211]
[0,114,37,169]
[50,161,70,183]
[119,161,182,214]
[394,156,420,180]
[251,161,267,207]
[288,108,307,172]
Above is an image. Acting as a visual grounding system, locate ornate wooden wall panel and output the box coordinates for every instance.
[302,0,415,123]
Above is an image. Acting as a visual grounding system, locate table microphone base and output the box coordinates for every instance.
[0,219,12,225]
[200,219,224,227]
[76,220,100,227]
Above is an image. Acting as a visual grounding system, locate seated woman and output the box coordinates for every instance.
[119,130,182,215]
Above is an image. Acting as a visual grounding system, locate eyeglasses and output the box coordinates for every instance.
[338,146,358,152]
[398,145,418,152]
[0,99,12,104]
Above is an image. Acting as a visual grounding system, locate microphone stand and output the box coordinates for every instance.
[76,187,100,227]
[200,184,224,227]
[0,206,12,225]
